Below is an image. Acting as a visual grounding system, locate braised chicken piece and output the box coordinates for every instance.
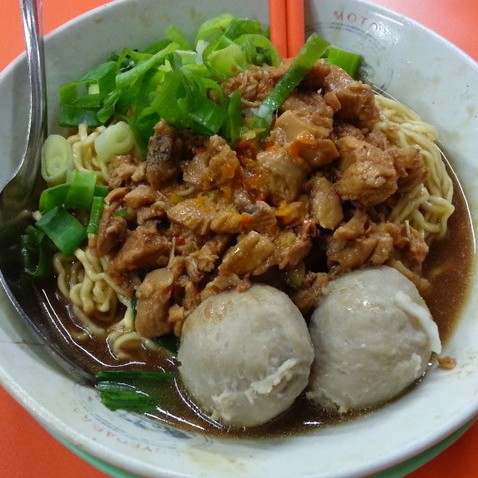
[145,120,181,188]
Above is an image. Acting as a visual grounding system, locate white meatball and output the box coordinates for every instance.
[178,284,314,427]
[307,266,441,413]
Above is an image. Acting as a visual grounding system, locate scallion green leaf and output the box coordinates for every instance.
[36,207,86,256]
[223,18,265,40]
[164,25,191,51]
[251,33,330,133]
[87,196,105,235]
[21,226,53,278]
[221,89,243,146]
[325,46,362,78]
[41,134,72,186]
[115,42,179,90]
[95,370,174,412]
[152,69,227,135]
[94,184,109,198]
[65,170,97,210]
[59,61,117,127]
[234,33,280,67]
[194,13,235,44]
[203,39,248,80]
[39,183,70,213]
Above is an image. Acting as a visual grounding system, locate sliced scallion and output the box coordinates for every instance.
[35,206,86,257]
[223,18,265,40]
[152,70,227,135]
[234,33,280,67]
[222,89,243,146]
[95,370,174,412]
[164,25,191,50]
[65,170,97,210]
[325,46,362,78]
[59,61,117,127]
[56,14,280,148]
[194,13,235,44]
[251,33,331,132]
[41,134,72,186]
[39,183,70,213]
[86,196,105,235]
[21,226,53,279]
[115,42,179,90]
[94,184,109,198]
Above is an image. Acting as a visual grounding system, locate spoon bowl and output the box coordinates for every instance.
[0,0,95,383]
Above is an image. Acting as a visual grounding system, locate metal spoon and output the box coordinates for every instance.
[0,0,95,383]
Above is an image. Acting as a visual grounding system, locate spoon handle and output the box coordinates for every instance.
[19,0,47,190]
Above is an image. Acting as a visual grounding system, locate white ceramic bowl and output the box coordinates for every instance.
[1,0,478,477]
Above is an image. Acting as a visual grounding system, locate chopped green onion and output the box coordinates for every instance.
[115,42,179,90]
[94,121,136,162]
[203,41,249,80]
[96,383,156,412]
[141,38,175,56]
[65,170,97,210]
[96,90,120,124]
[223,18,265,40]
[94,184,109,197]
[152,70,227,135]
[39,183,70,213]
[59,61,117,127]
[251,33,330,132]
[95,370,174,412]
[325,46,362,78]
[187,96,228,135]
[59,106,102,128]
[21,226,53,278]
[173,49,197,68]
[234,33,280,67]
[129,108,159,154]
[221,89,243,146]
[36,206,86,257]
[41,134,72,186]
[38,175,107,217]
[87,196,105,235]
[164,25,191,50]
[56,14,279,148]
[194,13,235,43]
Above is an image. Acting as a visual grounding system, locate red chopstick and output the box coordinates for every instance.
[269,0,288,59]
[269,0,305,58]
[286,0,305,58]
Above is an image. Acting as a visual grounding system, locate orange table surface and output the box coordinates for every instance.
[1,1,478,477]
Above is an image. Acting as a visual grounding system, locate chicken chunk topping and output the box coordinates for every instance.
[90,60,432,338]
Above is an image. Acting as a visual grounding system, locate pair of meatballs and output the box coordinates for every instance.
[177,266,441,428]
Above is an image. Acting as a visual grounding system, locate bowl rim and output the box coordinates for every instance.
[1,1,478,477]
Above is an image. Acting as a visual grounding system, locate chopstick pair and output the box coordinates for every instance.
[269,0,305,59]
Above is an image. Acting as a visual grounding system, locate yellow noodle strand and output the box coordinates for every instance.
[374,95,454,242]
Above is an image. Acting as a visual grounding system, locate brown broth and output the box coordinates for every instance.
[421,168,474,342]
[37,162,475,439]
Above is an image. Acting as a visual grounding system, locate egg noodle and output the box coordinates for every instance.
[373,95,454,242]
[51,93,456,359]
